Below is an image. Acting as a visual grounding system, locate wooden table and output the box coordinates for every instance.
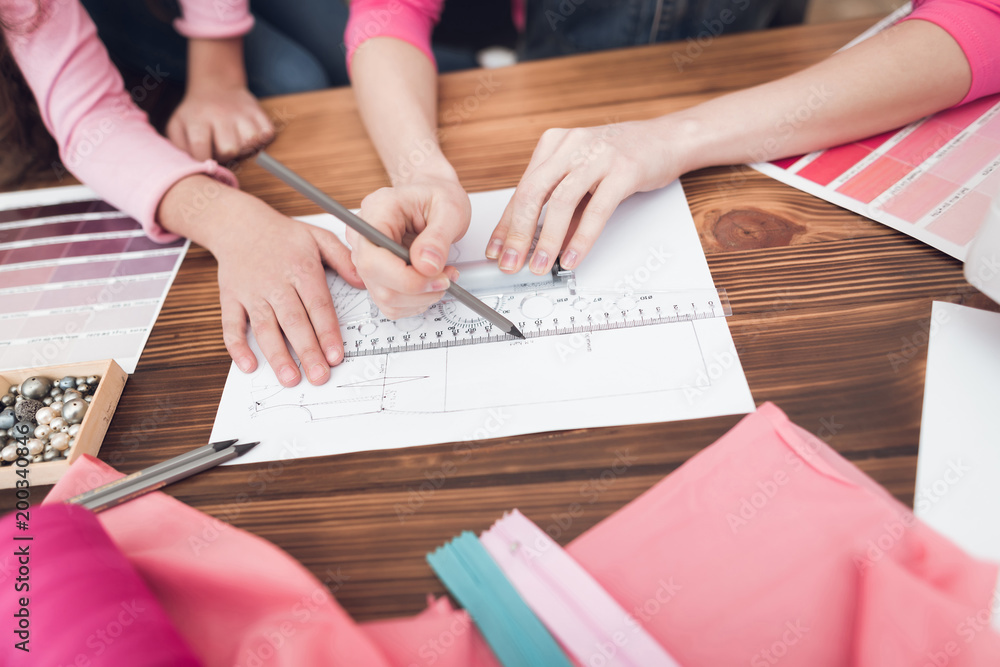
[5,17,997,622]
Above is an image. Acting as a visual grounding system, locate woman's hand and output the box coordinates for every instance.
[349,176,470,319]
[486,119,680,275]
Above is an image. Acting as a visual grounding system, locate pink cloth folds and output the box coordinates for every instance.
[0,502,202,666]
[568,402,1000,666]
[25,402,1000,666]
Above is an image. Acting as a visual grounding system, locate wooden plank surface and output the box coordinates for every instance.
[4,17,997,622]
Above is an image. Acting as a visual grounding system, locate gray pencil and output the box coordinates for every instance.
[66,438,239,507]
[255,151,525,339]
[78,442,259,513]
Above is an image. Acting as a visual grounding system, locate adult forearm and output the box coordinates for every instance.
[661,19,972,173]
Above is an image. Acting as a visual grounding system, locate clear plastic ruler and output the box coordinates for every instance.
[336,261,731,357]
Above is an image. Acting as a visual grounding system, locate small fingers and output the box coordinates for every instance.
[528,169,601,275]
[220,294,257,373]
[212,120,241,163]
[495,161,567,273]
[312,226,364,288]
[247,301,302,387]
[267,287,331,386]
[186,123,213,162]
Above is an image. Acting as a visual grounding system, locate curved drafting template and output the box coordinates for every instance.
[212,185,755,465]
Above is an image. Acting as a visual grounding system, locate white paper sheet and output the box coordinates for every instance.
[210,183,754,464]
[915,301,1000,628]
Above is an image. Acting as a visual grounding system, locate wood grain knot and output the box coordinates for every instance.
[708,209,805,250]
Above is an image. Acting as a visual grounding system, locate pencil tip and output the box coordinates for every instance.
[211,438,239,451]
[509,326,525,339]
[233,441,260,455]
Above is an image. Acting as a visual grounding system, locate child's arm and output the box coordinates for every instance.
[341,0,470,319]
[491,6,995,277]
[166,36,274,162]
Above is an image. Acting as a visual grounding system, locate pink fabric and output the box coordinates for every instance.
[1,0,239,242]
[27,403,1000,666]
[568,402,1000,666]
[0,503,202,666]
[41,455,497,667]
[907,0,1000,104]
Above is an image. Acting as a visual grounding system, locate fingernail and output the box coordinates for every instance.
[326,347,343,364]
[485,238,503,259]
[500,249,519,272]
[427,278,451,292]
[420,248,443,272]
[309,363,328,383]
[562,250,579,269]
[529,250,549,274]
[237,357,253,373]
[278,365,298,385]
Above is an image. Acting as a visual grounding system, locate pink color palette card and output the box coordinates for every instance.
[0,185,189,373]
[754,94,1000,260]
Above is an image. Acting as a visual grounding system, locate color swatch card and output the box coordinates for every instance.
[0,185,188,373]
[753,5,1000,260]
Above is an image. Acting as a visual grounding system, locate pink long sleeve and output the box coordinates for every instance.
[907,0,1000,104]
[344,0,443,68]
[1,0,238,242]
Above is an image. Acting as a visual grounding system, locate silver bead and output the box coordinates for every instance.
[58,376,76,391]
[62,399,88,425]
[0,394,13,407]
[49,386,60,397]
[84,396,92,403]
[86,375,99,385]
[68,424,81,437]
[49,402,63,414]
[12,421,33,440]
[19,376,52,401]
[0,407,15,430]
[76,384,91,395]
[42,396,53,406]
[62,389,82,403]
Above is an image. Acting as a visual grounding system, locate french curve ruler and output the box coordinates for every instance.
[337,260,731,358]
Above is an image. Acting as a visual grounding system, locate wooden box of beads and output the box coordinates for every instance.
[0,359,127,488]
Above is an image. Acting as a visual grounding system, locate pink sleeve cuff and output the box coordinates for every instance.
[173,0,254,39]
[905,0,1000,105]
[345,0,442,72]
[142,161,239,244]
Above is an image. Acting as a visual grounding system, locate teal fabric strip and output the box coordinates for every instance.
[427,531,574,667]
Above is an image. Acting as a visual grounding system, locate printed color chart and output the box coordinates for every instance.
[755,93,1000,260]
[0,186,189,373]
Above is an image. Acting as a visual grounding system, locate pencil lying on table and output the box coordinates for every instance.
[66,439,258,513]
[255,151,525,339]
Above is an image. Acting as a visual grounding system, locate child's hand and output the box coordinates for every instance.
[486,120,679,275]
[349,176,470,320]
[166,84,274,163]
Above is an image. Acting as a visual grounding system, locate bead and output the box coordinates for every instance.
[62,399,88,425]
[43,449,57,461]
[26,439,44,456]
[84,396,92,403]
[58,376,76,390]
[8,385,18,395]
[42,396,53,406]
[86,375,99,385]
[35,406,55,426]
[1,443,17,462]
[49,402,63,414]
[12,421,33,440]
[67,424,81,437]
[33,424,51,440]
[19,376,52,400]
[49,432,70,451]
[0,394,13,407]
[14,399,43,423]
[31,455,43,463]
[49,417,68,432]
[0,407,15,430]
[75,377,86,385]
[62,389,82,403]
[75,383,91,395]
[49,386,60,397]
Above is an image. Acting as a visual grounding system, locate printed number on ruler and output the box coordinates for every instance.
[330,273,731,357]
